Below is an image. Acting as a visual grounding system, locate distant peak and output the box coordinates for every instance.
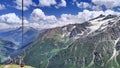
[102,14,117,20]
[99,14,105,17]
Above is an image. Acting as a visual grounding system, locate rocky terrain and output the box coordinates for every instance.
[24,15,120,68]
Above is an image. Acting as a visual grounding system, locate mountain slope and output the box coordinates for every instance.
[0,27,43,49]
[0,64,34,68]
[0,27,46,64]
[24,15,120,68]
[0,38,16,63]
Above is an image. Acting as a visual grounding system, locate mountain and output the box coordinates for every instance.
[0,38,16,63]
[24,15,120,68]
[0,27,43,49]
[0,26,45,64]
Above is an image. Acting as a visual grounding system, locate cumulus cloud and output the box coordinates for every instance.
[0,13,21,29]
[30,8,57,23]
[57,10,103,26]
[76,2,91,8]
[39,0,56,7]
[0,13,21,24]
[0,4,5,10]
[0,23,12,29]
[56,0,66,8]
[29,8,120,29]
[59,10,120,25]
[74,1,101,11]
[103,9,120,15]
[74,0,120,10]
[92,5,103,11]
[0,8,120,30]
[14,0,35,10]
[30,8,57,28]
[92,0,120,9]
[14,0,66,9]
[0,13,29,29]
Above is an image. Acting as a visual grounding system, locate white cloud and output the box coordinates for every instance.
[60,9,120,24]
[0,4,5,10]
[56,0,66,8]
[30,8,57,29]
[0,9,120,30]
[30,8,57,22]
[0,23,12,29]
[0,13,21,29]
[14,0,35,10]
[92,0,120,9]
[92,5,102,11]
[39,0,56,7]
[14,0,66,9]
[29,8,120,29]
[75,0,120,10]
[0,13,29,29]
[76,2,91,8]
[0,13,21,24]
[57,10,103,26]
[75,1,102,11]
[104,9,120,15]
[30,8,45,22]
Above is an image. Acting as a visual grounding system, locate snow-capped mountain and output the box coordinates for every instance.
[23,14,120,68]
[42,14,119,40]
[0,14,120,68]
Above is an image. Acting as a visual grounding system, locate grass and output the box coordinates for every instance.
[0,64,34,68]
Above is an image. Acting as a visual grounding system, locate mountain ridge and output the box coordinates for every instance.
[23,15,120,68]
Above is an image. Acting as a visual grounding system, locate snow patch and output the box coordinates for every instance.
[88,18,114,34]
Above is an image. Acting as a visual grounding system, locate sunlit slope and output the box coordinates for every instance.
[0,64,34,68]
[24,15,120,68]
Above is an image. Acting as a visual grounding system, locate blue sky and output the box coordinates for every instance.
[0,0,91,18]
[0,0,120,29]
[0,0,119,18]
